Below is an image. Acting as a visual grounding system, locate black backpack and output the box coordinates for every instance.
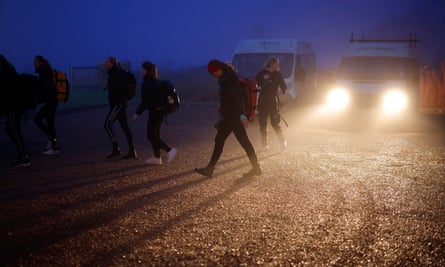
[160,80,180,114]
[125,70,137,100]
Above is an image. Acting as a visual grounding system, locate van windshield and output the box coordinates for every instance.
[232,53,294,78]
[338,57,413,80]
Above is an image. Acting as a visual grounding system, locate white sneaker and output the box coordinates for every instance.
[145,157,162,165]
[167,148,177,163]
[43,148,60,156]
[281,140,288,151]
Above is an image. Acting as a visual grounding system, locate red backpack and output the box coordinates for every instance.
[238,76,259,122]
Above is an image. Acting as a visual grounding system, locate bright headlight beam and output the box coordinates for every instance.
[382,90,408,115]
[326,88,349,111]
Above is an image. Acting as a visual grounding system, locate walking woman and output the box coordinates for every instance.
[255,57,288,151]
[104,56,136,159]
[195,59,261,178]
[34,55,60,155]
[0,55,30,167]
[132,61,177,165]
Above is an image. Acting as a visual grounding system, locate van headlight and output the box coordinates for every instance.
[325,88,350,111]
[382,90,408,115]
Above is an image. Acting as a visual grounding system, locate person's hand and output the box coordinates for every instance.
[132,114,138,121]
[241,118,249,128]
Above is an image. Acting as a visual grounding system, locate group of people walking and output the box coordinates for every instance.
[0,55,60,167]
[102,56,177,165]
[1,54,288,178]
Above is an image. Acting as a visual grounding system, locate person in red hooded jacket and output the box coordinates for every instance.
[195,59,261,178]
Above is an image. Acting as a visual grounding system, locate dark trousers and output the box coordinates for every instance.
[34,101,58,144]
[258,103,284,146]
[5,110,27,159]
[147,109,171,158]
[208,118,259,168]
[104,104,134,151]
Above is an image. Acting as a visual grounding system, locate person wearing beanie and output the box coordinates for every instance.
[195,59,262,178]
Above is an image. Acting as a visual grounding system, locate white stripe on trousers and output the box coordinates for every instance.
[104,104,123,144]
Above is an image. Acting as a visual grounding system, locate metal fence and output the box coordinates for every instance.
[68,61,131,90]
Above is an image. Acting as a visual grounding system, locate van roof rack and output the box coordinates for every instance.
[350,32,420,47]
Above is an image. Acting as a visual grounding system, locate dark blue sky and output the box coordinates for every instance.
[1,0,444,73]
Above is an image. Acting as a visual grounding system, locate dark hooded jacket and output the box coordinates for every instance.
[35,63,57,104]
[218,70,245,121]
[256,68,287,107]
[135,74,164,115]
[0,64,19,113]
[107,65,128,106]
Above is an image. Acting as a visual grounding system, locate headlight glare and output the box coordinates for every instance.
[382,90,408,114]
[325,88,349,111]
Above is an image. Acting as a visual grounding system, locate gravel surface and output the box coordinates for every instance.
[1,104,444,266]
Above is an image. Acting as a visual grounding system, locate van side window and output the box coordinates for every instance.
[295,55,306,82]
[301,53,316,74]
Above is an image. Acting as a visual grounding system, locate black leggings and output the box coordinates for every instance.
[258,103,284,146]
[34,101,58,142]
[5,110,27,159]
[209,118,258,168]
[147,109,171,158]
[104,104,134,151]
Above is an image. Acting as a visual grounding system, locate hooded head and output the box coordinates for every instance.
[207,59,225,78]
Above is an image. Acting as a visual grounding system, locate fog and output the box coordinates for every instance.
[1,0,444,73]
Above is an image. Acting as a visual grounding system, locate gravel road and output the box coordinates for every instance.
[1,104,444,266]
